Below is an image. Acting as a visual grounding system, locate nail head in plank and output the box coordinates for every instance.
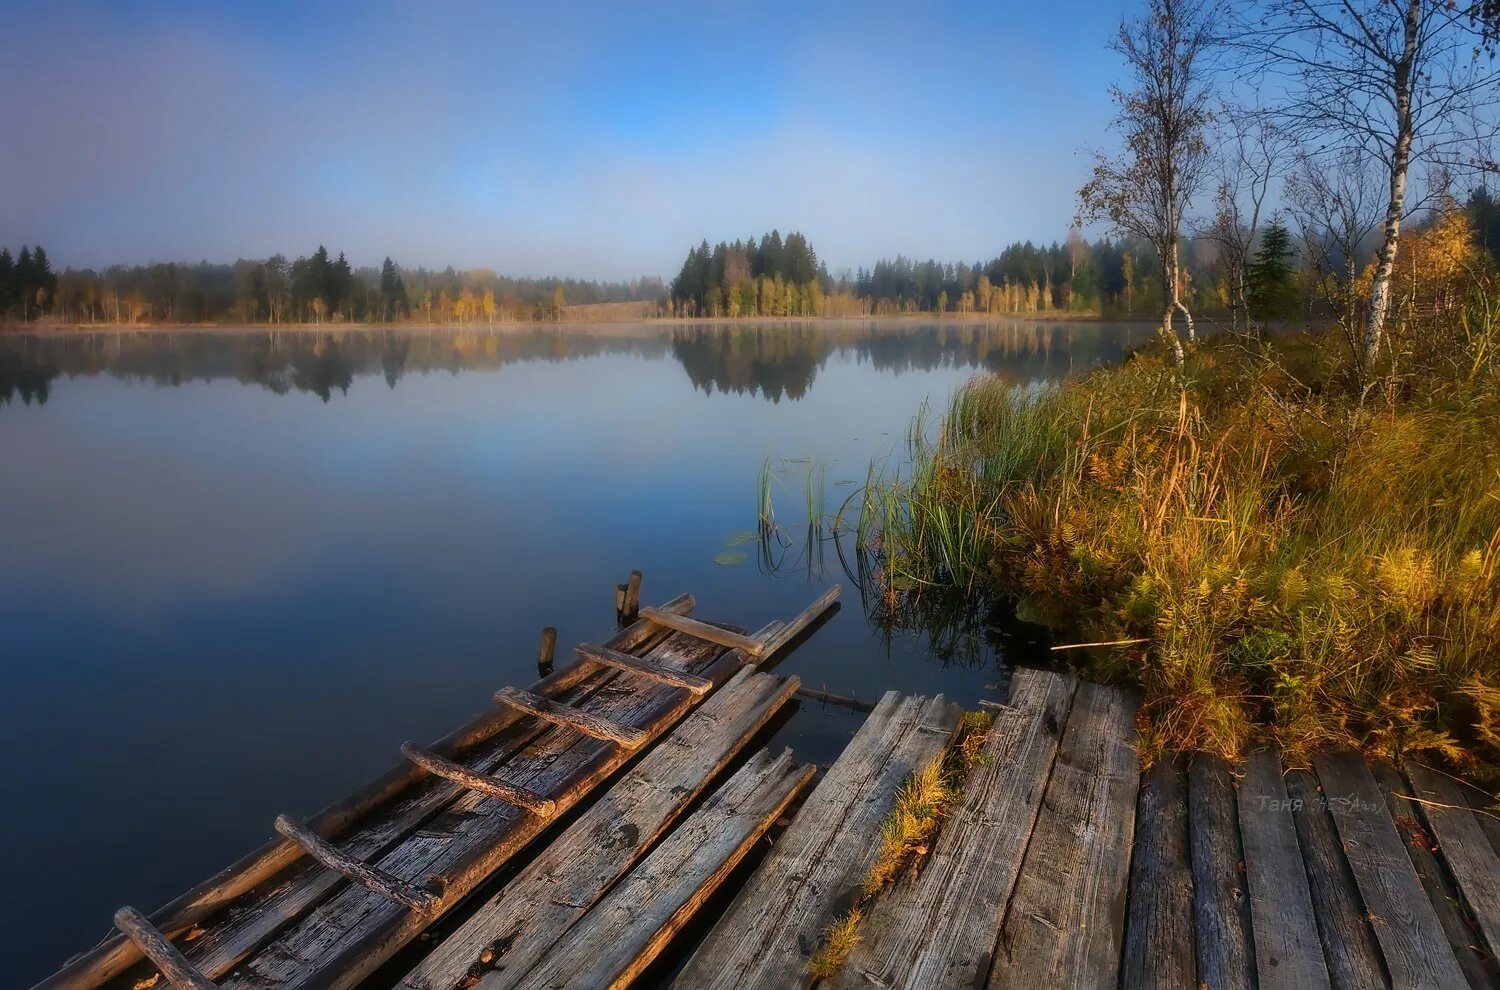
[1313,750,1468,990]
[1284,768,1388,990]
[399,742,556,817]
[1403,762,1500,964]
[574,643,713,695]
[113,906,219,990]
[273,815,439,914]
[1238,748,1331,990]
[1122,758,1196,990]
[1188,753,1255,990]
[492,685,649,748]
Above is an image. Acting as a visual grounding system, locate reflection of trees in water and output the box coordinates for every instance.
[0,321,1148,407]
[0,341,57,405]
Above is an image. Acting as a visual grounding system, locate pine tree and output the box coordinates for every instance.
[1246,220,1296,320]
[0,248,14,316]
[31,246,56,314]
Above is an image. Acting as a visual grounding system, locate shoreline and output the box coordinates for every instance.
[1,311,1155,336]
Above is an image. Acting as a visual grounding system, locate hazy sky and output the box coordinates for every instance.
[1,0,1132,279]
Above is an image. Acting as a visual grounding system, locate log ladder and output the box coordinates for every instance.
[55,577,838,990]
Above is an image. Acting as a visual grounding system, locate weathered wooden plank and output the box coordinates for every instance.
[1122,758,1195,989]
[112,908,217,990]
[33,594,697,990]
[752,584,841,659]
[986,681,1141,990]
[398,743,556,817]
[220,625,759,990]
[1369,760,1496,990]
[1314,750,1468,990]
[574,642,712,694]
[400,668,800,990]
[1404,762,1500,966]
[272,816,439,913]
[1187,753,1255,990]
[830,669,1078,990]
[1238,747,1330,990]
[496,748,815,989]
[1283,768,1388,990]
[638,607,764,654]
[673,691,963,989]
[492,686,649,747]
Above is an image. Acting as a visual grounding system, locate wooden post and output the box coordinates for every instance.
[537,626,558,678]
[617,570,642,626]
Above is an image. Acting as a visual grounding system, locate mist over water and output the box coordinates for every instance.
[0,318,1151,983]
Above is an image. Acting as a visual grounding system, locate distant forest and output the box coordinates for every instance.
[0,245,664,325]
[10,186,1500,327]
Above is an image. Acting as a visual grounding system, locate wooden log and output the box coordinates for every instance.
[1403,762,1500,965]
[673,692,963,989]
[574,642,712,695]
[828,669,1078,990]
[220,624,761,990]
[32,593,698,990]
[622,570,642,623]
[1313,750,1468,990]
[537,627,557,676]
[793,683,877,713]
[1283,768,1388,990]
[400,669,801,990]
[399,743,556,817]
[752,584,841,660]
[1187,753,1255,990]
[273,816,438,914]
[1122,758,1196,989]
[492,749,815,990]
[1369,760,1495,990]
[492,686,649,748]
[112,907,218,990]
[1238,748,1330,990]
[984,681,1141,989]
[637,607,763,655]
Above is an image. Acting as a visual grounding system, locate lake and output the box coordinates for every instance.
[0,318,1151,984]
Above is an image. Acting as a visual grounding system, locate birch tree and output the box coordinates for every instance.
[1204,114,1292,332]
[1233,1,1500,367]
[1080,0,1218,365]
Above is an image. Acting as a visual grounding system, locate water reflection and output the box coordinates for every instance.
[0,319,1146,407]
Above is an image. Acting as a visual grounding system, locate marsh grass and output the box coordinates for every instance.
[863,327,1500,777]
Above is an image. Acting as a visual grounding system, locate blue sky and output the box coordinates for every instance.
[0,0,1134,278]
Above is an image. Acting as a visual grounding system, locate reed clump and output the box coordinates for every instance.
[862,325,1500,778]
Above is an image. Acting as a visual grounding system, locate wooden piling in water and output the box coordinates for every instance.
[537,626,557,677]
[618,570,643,626]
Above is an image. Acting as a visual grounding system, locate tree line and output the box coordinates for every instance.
[3,246,665,326]
[0,246,59,321]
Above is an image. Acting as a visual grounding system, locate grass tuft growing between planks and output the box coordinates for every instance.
[807,907,862,980]
[858,318,1500,780]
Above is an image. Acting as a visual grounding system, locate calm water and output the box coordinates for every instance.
[0,319,1150,983]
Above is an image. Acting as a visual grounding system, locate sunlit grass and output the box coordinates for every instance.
[862,327,1500,778]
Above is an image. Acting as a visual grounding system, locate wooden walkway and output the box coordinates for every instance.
[36,580,839,990]
[683,668,1500,990]
[37,598,1500,990]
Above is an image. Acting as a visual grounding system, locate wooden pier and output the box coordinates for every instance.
[36,596,1500,990]
[36,580,839,990]
[678,668,1500,990]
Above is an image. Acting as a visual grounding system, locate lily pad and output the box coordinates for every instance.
[724,531,759,547]
[713,551,748,566]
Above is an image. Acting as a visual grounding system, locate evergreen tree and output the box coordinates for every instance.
[0,248,14,316]
[31,246,56,313]
[1246,220,1296,320]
